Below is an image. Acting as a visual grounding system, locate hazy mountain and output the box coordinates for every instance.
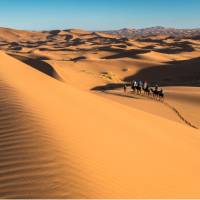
[104,26,200,39]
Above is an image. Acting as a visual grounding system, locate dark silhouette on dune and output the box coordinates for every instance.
[10,54,63,81]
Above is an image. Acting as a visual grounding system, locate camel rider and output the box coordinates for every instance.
[155,84,158,91]
[143,80,148,89]
[134,81,138,87]
[131,81,134,89]
[139,80,143,88]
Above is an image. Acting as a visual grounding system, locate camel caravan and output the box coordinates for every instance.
[123,80,165,101]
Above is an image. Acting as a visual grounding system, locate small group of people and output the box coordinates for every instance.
[123,80,164,100]
[132,80,148,91]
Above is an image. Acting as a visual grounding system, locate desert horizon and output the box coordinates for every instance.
[0,0,200,199]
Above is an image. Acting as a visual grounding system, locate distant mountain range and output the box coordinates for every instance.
[104,26,200,39]
[0,26,200,43]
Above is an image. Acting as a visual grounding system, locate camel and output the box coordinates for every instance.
[150,88,164,101]
[143,86,151,96]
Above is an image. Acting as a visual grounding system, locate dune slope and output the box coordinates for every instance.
[0,52,200,198]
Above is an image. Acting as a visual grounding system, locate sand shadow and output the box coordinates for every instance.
[10,54,63,81]
[142,45,156,50]
[91,83,126,91]
[102,49,150,59]
[70,56,87,62]
[154,42,195,54]
[137,38,166,45]
[101,90,140,99]
[70,38,86,46]
[91,83,141,100]
[124,57,200,86]
[97,46,125,53]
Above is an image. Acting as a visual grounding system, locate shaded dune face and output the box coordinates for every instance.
[0,81,88,198]
[102,49,149,59]
[124,57,200,86]
[9,54,63,81]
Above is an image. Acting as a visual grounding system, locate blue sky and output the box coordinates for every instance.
[0,0,199,30]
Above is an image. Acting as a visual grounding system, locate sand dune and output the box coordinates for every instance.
[0,83,71,198]
[10,54,62,81]
[0,27,48,42]
[137,51,174,62]
[64,29,91,35]
[0,26,200,198]
[1,52,200,198]
[93,31,118,39]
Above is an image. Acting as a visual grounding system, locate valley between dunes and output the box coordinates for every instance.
[0,28,200,198]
